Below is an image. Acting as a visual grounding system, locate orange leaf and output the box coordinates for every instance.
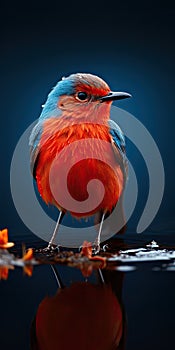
[80,264,93,278]
[0,266,9,280]
[23,265,33,277]
[0,228,8,245]
[23,248,34,261]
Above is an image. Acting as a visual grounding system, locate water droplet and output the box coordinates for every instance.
[146,240,159,248]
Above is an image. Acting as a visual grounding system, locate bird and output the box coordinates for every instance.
[32,280,123,350]
[29,73,131,252]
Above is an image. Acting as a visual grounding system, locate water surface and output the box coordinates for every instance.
[1,232,175,350]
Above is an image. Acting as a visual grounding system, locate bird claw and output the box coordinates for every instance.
[102,244,109,252]
[92,242,101,255]
[78,245,83,253]
[35,244,60,255]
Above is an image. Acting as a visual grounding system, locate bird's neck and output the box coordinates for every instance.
[60,103,110,125]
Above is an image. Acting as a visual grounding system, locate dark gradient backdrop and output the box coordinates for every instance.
[1,3,175,239]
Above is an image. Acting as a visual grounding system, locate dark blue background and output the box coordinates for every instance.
[0,4,175,350]
[1,2,175,238]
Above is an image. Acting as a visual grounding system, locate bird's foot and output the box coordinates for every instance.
[46,244,60,252]
[35,244,60,256]
[92,240,101,255]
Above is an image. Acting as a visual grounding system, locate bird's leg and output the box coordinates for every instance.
[92,212,105,254]
[97,269,105,284]
[47,210,65,250]
[50,265,65,289]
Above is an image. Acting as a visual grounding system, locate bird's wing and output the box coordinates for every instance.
[29,120,44,178]
[108,119,128,183]
[29,98,63,179]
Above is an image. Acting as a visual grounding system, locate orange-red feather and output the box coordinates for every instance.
[36,117,124,217]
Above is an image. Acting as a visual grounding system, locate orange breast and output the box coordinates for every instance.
[36,118,124,217]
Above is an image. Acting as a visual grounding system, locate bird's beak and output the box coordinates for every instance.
[99,91,132,102]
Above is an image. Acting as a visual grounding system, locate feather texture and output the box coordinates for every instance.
[29,73,128,223]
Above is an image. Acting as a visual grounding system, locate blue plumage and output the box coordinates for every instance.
[109,119,128,181]
[39,77,75,120]
[29,78,74,172]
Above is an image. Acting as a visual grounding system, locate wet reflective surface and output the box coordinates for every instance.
[1,232,175,349]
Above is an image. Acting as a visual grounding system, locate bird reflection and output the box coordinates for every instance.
[30,266,126,350]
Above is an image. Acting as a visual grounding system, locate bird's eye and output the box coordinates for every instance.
[76,91,89,101]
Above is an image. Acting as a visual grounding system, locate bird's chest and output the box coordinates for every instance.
[37,120,123,214]
[40,121,114,165]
